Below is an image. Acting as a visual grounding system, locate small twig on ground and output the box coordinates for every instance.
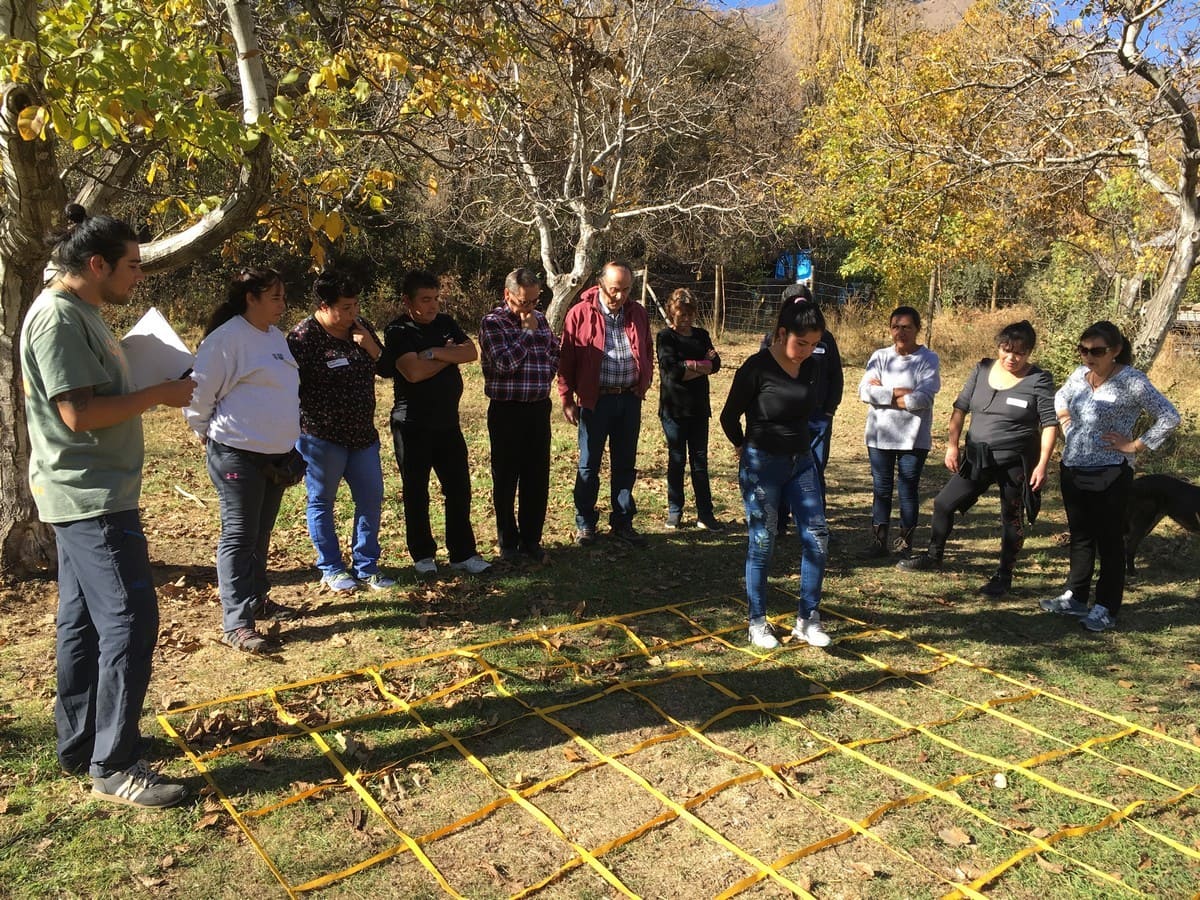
[173,485,206,507]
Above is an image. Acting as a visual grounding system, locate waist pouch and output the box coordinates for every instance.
[1068,464,1125,492]
[261,448,307,487]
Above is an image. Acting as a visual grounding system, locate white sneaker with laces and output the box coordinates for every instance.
[413,557,438,575]
[1082,604,1116,632]
[748,621,780,650]
[1038,589,1089,616]
[791,612,832,648]
[450,554,492,574]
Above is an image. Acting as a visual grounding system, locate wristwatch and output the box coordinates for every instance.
[421,348,435,361]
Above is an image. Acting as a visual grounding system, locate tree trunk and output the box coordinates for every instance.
[1132,204,1200,369]
[1116,271,1143,317]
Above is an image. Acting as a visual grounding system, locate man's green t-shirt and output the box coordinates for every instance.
[20,288,143,523]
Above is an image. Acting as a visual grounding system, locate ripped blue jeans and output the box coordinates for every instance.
[739,445,828,621]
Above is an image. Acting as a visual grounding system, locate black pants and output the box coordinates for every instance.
[1061,464,1133,614]
[488,398,551,553]
[391,422,477,563]
[929,461,1026,574]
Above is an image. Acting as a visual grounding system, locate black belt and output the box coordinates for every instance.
[598,385,635,395]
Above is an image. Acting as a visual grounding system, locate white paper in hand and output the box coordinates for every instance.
[121,308,194,390]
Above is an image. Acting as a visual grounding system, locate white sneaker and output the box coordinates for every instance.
[450,554,492,575]
[1082,604,1116,632]
[791,612,832,648]
[748,621,780,650]
[1038,589,1089,616]
[413,557,438,575]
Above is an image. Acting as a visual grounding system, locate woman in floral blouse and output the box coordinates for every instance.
[1040,321,1179,632]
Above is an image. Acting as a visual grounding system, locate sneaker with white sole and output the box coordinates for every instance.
[359,572,395,591]
[1038,589,1089,616]
[413,557,438,575]
[92,760,187,809]
[1082,604,1116,632]
[450,554,492,574]
[321,570,358,593]
[791,612,832,648]
[748,621,780,650]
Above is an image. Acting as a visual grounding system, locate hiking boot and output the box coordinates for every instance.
[1038,589,1089,616]
[254,597,301,621]
[413,557,438,575]
[866,523,889,558]
[611,523,648,548]
[791,612,832,648]
[221,626,273,654]
[359,572,396,591]
[450,554,492,574]
[979,572,1012,598]
[665,511,682,529]
[892,527,915,557]
[92,760,187,809]
[748,621,780,650]
[897,552,941,572]
[1082,604,1116,632]
[521,544,550,565]
[696,516,725,533]
[321,570,358,593]
[575,527,597,547]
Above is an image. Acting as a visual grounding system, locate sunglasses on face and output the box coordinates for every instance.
[1076,345,1110,358]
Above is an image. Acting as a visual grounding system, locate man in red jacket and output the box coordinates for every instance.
[558,261,653,547]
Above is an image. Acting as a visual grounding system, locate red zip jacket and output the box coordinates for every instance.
[557,286,653,412]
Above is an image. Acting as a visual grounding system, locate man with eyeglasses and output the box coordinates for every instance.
[558,261,653,548]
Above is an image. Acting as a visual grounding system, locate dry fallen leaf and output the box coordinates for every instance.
[160,854,175,869]
[1035,854,1064,874]
[1137,854,1153,871]
[562,746,585,764]
[849,861,876,879]
[1030,826,1052,839]
[939,826,974,846]
[194,812,221,830]
[646,655,662,667]
[1117,679,1135,689]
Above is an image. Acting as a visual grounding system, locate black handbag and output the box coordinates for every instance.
[261,448,307,487]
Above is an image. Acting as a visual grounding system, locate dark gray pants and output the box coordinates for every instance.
[53,509,158,778]
[207,441,287,632]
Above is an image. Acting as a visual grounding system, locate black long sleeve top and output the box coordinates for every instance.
[720,348,818,455]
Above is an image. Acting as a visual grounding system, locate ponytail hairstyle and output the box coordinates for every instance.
[775,298,826,339]
[1080,320,1133,365]
[47,203,138,275]
[666,287,697,325]
[996,320,1037,354]
[204,268,282,337]
[313,267,363,309]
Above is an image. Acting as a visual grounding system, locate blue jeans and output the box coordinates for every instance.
[53,510,159,777]
[659,414,713,519]
[207,441,287,632]
[574,393,642,531]
[867,446,928,531]
[740,446,828,621]
[298,434,385,578]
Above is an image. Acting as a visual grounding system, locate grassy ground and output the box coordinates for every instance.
[1,309,1198,898]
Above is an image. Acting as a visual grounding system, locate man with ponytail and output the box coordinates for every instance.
[20,205,196,808]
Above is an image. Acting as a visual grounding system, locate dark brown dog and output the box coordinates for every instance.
[1125,474,1200,574]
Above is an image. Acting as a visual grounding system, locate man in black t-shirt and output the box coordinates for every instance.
[378,270,491,575]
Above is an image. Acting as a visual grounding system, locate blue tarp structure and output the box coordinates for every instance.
[774,249,813,283]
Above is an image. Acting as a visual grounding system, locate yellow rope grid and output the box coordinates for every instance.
[157,592,1200,898]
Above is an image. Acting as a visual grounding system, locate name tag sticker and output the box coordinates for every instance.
[1006,397,1028,408]
[812,347,826,355]
[326,357,351,369]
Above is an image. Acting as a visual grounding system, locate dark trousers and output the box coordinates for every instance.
[488,398,551,553]
[54,509,158,777]
[392,422,477,563]
[928,462,1026,573]
[659,414,714,519]
[574,393,642,531]
[868,447,929,530]
[207,441,287,633]
[1061,464,1133,614]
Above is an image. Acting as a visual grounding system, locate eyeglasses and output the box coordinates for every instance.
[1076,345,1110,358]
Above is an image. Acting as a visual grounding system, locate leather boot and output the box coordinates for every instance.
[892,527,915,557]
[897,544,942,571]
[867,523,889,558]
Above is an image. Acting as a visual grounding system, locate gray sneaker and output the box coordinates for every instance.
[92,760,187,809]
[1082,604,1116,632]
[1039,589,1089,616]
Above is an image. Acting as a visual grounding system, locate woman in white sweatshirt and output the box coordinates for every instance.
[859,305,941,557]
[185,269,301,654]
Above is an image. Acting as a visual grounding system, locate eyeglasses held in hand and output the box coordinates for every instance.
[1076,345,1110,358]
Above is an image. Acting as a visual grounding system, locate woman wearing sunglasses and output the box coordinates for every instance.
[1040,321,1179,632]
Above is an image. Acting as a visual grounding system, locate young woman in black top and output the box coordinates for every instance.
[656,289,722,530]
[898,321,1057,596]
[720,299,831,650]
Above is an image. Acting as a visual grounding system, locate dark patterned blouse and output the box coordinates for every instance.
[287,316,380,449]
